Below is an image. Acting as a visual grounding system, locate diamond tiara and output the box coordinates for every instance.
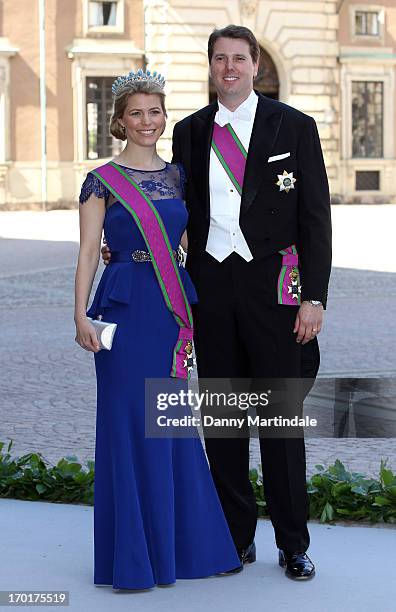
[111,69,166,96]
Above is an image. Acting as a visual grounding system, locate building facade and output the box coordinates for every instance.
[0,0,395,207]
[0,0,145,208]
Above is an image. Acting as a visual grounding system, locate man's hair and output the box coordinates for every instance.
[208,25,260,64]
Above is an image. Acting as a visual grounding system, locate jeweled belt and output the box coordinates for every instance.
[111,248,183,264]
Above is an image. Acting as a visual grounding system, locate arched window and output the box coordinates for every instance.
[254,46,279,100]
[209,45,279,103]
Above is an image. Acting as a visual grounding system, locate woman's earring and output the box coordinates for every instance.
[122,126,126,135]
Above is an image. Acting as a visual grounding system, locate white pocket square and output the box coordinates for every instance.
[268,152,290,163]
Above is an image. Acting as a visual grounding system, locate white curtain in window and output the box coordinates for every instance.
[89,1,117,27]
[367,13,379,36]
[107,3,117,26]
[89,2,102,26]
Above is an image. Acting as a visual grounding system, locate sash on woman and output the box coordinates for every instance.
[211,122,301,306]
[92,162,194,380]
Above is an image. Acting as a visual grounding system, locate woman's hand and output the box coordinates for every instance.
[75,317,101,353]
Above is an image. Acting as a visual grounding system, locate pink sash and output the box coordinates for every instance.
[211,123,301,305]
[92,162,194,379]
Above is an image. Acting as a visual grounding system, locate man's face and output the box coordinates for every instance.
[209,37,258,106]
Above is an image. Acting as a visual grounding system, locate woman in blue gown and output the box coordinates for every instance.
[74,71,240,590]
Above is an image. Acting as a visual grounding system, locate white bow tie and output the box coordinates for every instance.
[216,105,252,127]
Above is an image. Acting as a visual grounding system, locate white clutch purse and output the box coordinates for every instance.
[87,317,118,350]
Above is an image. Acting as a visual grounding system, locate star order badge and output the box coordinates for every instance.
[276,170,296,193]
[183,340,196,374]
[287,280,301,300]
[287,267,301,300]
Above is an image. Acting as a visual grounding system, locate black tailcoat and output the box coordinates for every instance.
[172,92,332,307]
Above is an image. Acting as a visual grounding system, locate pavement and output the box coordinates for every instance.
[0,206,395,610]
[0,498,395,612]
[0,207,395,475]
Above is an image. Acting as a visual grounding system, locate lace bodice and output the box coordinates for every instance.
[79,162,186,207]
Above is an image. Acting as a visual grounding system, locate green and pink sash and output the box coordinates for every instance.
[211,122,301,306]
[211,123,247,196]
[92,162,194,379]
[277,245,301,305]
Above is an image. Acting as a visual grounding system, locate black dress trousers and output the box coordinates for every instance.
[193,251,311,553]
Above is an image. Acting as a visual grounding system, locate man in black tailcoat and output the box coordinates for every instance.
[171,25,332,580]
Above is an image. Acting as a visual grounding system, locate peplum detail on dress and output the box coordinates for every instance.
[87,265,134,318]
[87,260,197,319]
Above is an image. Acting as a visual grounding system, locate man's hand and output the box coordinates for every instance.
[293,302,324,345]
[101,237,111,266]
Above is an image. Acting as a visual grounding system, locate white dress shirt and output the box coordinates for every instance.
[206,90,258,262]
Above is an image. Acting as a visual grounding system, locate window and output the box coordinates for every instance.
[85,0,124,32]
[89,1,117,26]
[86,77,122,160]
[355,171,380,190]
[352,81,383,158]
[355,11,380,36]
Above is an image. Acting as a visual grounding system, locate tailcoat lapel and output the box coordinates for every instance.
[240,93,284,214]
[191,101,218,219]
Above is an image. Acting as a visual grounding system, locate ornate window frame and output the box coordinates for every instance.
[67,41,144,163]
[83,0,125,35]
[349,4,385,44]
[339,57,395,198]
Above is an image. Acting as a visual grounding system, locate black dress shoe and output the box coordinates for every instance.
[216,541,256,576]
[278,550,315,580]
[239,541,256,565]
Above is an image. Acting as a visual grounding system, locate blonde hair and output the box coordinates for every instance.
[110,79,167,141]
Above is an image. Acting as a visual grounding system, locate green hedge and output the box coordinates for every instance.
[1,439,395,524]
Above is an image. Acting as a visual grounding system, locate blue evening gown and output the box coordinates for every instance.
[79,162,240,589]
